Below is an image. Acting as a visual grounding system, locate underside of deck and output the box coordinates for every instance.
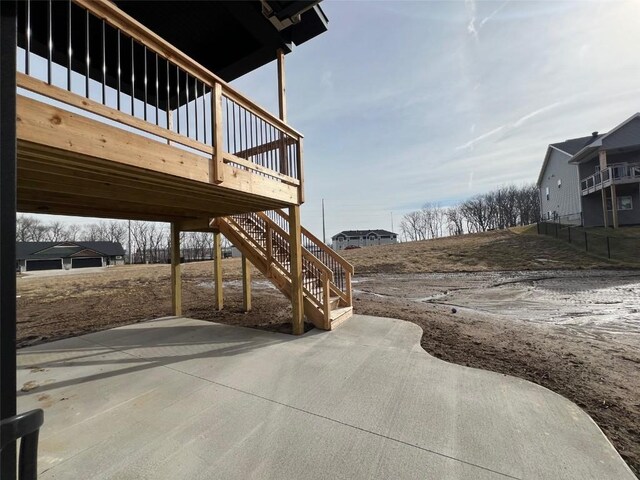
[17,95,296,223]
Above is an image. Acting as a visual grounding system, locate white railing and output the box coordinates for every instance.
[580,163,640,195]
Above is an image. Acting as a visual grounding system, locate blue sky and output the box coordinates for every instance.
[231,0,640,238]
[30,0,640,241]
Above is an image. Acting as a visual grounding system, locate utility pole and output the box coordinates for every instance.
[391,212,394,232]
[128,219,131,264]
[322,198,326,245]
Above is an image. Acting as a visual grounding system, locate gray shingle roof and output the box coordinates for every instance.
[16,241,125,260]
[551,135,603,155]
[332,230,397,239]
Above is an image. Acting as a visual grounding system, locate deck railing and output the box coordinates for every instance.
[580,163,640,195]
[265,209,354,306]
[15,0,303,192]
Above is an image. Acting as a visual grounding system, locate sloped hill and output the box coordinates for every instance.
[341,228,627,274]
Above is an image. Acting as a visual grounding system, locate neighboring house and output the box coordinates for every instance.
[538,113,640,227]
[332,230,398,250]
[16,241,125,272]
[537,135,597,224]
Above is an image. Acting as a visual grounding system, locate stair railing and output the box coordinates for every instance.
[267,209,354,306]
[226,213,334,314]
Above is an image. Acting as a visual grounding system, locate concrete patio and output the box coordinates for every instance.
[17,315,635,479]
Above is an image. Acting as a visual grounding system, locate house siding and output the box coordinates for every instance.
[332,233,398,250]
[578,154,640,227]
[539,148,582,222]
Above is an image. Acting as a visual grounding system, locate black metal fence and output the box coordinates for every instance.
[537,221,640,264]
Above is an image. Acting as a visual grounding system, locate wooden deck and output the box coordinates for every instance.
[16,0,304,224]
[17,93,296,223]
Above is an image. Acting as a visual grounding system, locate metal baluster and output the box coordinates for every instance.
[117,30,121,110]
[165,59,170,129]
[225,97,230,151]
[85,10,90,98]
[176,66,180,133]
[252,114,257,162]
[47,0,52,84]
[193,80,199,141]
[201,82,207,144]
[130,38,135,115]
[143,46,147,121]
[185,71,190,138]
[232,101,237,153]
[26,0,31,75]
[155,54,159,126]
[268,125,273,170]
[238,104,243,153]
[67,0,71,90]
[245,109,249,156]
[102,19,106,104]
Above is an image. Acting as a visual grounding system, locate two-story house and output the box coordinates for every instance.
[537,113,640,228]
[332,230,398,250]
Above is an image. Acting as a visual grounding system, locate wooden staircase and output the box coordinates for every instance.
[215,209,354,330]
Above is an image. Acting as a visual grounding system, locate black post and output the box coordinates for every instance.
[537,222,540,235]
[584,232,588,252]
[555,223,558,238]
[568,226,571,243]
[0,1,18,478]
[606,236,611,259]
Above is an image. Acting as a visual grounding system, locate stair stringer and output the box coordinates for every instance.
[216,218,329,330]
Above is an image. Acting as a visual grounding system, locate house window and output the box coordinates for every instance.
[606,196,633,211]
[545,187,549,200]
[619,196,633,210]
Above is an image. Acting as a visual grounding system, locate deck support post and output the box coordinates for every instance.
[0,1,18,477]
[601,188,609,228]
[170,223,182,316]
[276,49,289,176]
[242,255,252,312]
[289,205,304,335]
[213,231,223,310]
[610,184,619,229]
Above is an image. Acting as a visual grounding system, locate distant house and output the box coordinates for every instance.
[16,241,125,272]
[537,113,640,227]
[331,230,398,250]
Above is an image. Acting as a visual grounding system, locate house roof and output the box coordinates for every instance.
[551,135,603,156]
[332,230,397,239]
[569,113,640,164]
[16,241,125,261]
[538,112,640,184]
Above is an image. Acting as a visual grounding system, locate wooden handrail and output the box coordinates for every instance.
[222,153,300,186]
[255,212,333,278]
[275,209,355,274]
[233,137,297,159]
[74,0,303,139]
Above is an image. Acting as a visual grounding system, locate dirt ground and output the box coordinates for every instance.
[15,229,640,476]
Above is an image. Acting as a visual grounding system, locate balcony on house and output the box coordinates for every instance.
[14,0,325,223]
[580,163,640,195]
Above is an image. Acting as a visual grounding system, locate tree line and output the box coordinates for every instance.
[400,184,540,241]
[15,215,229,263]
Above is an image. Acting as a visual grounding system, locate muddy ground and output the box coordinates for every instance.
[16,264,640,476]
